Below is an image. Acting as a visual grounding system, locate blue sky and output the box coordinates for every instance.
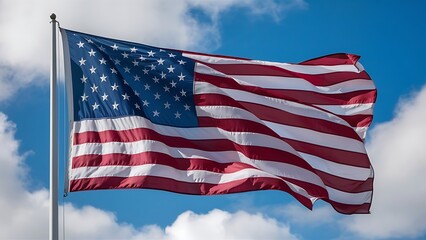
[0,0,426,239]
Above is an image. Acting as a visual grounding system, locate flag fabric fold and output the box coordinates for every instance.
[61,28,376,214]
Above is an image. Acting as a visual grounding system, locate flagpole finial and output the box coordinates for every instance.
[50,13,56,21]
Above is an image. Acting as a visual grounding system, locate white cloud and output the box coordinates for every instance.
[343,86,426,239]
[0,0,306,101]
[276,204,336,227]
[0,111,299,239]
[164,209,299,240]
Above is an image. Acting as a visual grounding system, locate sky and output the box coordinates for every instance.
[0,0,425,239]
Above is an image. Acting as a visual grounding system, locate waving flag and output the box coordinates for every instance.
[61,28,376,214]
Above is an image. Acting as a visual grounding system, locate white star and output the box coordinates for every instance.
[100,74,107,82]
[88,49,96,56]
[153,110,160,117]
[132,60,139,66]
[134,90,140,97]
[147,50,155,57]
[153,76,160,83]
[99,45,106,52]
[170,80,177,88]
[122,52,129,58]
[160,72,166,79]
[134,75,140,81]
[112,101,119,110]
[167,65,175,73]
[159,49,166,52]
[174,111,181,119]
[114,59,121,65]
[178,73,186,81]
[184,104,191,111]
[111,68,118,74]
[144,83,150,90]
[86,39,94,43]
[168,53,176,58]
[92,102,99,110]
[143,69,149,75]
[178,59,186,65]
[142,100,149,106]
[130,47,137,53]
[139,55,146,61]
[79,58,86,66]
[80,75,88,83]
[81,93,88,101]
[157,58,165,65]
[99,58,107,65]
[154,92,161,100]
[150,64,156,70]
[101,93,108,101]
[135,103,141,109]
[91,84,98,92]
[164,102,171,109]
[77,41,84,48]
[174,95,180,101]
[180,89,187,96]
[111,44,119,51]
[163,85,170,92]
[122,93,130,100]
[111,83,119,91]
[90,66,96,74]
[124,67,131,73]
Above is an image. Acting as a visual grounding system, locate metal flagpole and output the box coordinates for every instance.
[49,13,59,240]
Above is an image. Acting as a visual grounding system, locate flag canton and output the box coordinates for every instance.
[65,30,198,127]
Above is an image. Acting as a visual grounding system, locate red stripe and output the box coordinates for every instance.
[335,114,373,128]
[299,53,360,66]
[283,138,371,168]
[72,152,252,169]
[325,200,371,214]
[316,170,373,193]
[69,175,322,210]
[197,64,372,86]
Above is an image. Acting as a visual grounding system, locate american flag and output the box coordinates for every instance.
[61,28,376,214]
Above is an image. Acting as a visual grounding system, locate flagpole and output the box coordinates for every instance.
[49,13,59,240]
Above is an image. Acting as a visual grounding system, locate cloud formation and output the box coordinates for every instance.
[0,0,306,101]
[344,86,426,239]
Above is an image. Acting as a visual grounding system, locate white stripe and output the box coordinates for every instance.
[327,187,372,205]
[299,152,373,180]
[70,164,281,183]
[71,140,325,187]
[355,126,368,139]
[233,76,375,94]
[266,121,366,154]
[315,103,374,116]
[188,55,362,74]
